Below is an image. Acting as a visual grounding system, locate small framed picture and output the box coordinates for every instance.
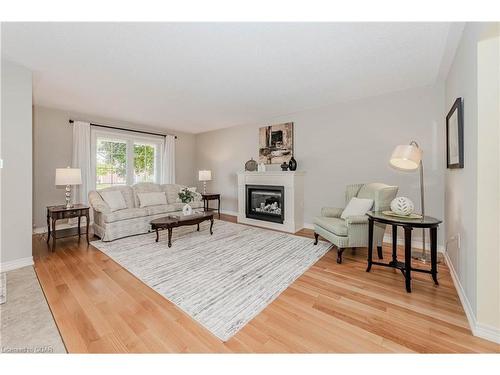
[446,97,464,169]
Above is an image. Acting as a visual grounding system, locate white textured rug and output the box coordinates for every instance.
[92,220,331,341]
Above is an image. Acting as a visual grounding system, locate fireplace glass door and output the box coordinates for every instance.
[245,185,285,224]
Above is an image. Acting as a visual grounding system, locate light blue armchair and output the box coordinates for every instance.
[313,183,398,263]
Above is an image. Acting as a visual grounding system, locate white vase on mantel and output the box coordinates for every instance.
[257,163,266,172]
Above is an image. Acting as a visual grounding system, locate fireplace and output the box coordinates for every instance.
[246,184,285,224]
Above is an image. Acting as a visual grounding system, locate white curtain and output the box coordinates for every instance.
[161,135,176,184]
[71,121,93,205]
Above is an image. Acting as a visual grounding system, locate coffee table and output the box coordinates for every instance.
[150,211,214,247]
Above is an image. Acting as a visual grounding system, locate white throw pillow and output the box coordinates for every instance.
[340,197,374,219]
[100,190,127,212]
[137,192,167,207]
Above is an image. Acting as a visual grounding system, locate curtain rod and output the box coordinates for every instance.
[68,119,177,139]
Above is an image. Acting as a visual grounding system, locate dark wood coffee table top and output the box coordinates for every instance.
[151,211,214,247]
[151,211,213,226]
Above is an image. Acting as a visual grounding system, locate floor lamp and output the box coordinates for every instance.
[389,141,430,262]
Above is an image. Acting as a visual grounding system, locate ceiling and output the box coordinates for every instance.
[2,22,461,134]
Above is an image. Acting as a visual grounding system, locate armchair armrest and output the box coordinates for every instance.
[345,215,369,225]
[88,191,111,214]
[320,207,343,218]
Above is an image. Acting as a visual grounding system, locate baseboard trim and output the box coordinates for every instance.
[303,222,444,252]
[443,251,500,344]
[1,257,34,273]
[33,222,91,234]
[220,209,239,217]
[382,233,445,253]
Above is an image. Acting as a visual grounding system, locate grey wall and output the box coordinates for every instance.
[195,84,445,246]
[444,23,490,319]
[1,60,33,265]
[32,105,197,229]
[445,22,500,333]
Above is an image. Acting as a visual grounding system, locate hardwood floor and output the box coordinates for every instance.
[33,214,500,353]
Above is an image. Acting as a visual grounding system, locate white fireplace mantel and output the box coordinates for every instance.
[237,171,305,233]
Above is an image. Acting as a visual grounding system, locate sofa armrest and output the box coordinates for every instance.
[88,191,111,214]
[345,215,369,225]
[320,207,343,218]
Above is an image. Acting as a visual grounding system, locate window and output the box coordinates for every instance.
[134,143,157,183]
[91,129,163,190]
[95,138,127,189]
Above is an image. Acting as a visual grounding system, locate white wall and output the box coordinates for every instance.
[195,84,445,246]
[445,22,500,343]
[444,22,483,320]
[476,30,500,338]
[32,105,198,229]
[1,60,33,269]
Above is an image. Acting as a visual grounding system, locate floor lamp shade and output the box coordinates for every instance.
[389,144,422,171]
[55,167,82,185]
[389,142,430,262]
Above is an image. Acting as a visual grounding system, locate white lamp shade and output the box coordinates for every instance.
[198,170,212,181]
[389,145,422,171]
[55,168,82,185]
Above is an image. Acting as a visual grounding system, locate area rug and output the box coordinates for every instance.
[91,220,331,341]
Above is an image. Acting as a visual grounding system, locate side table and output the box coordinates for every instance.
[201,193,221,219]
[47,204,90,251]
[366,211,442,293]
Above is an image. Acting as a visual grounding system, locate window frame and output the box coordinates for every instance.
[91,128,164,189]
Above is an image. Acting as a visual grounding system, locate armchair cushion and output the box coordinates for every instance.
[345,215,369,225]
[340,197,373,219]
[320,207,343,218]
[313,216,348,236]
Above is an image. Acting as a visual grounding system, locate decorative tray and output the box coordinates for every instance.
[382,211,423,219]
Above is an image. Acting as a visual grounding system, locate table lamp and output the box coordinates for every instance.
[198,170,212,194]
[55,167,82,208]
[389,141,428,262]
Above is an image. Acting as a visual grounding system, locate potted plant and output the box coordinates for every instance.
[178,187,195,215]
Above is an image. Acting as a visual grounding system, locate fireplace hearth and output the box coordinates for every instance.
[246,184,285,224]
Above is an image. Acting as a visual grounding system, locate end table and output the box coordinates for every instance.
[46,204,90,251]
[366,211,442,293]
[201,193,221,219]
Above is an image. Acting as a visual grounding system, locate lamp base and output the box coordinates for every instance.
[65,185,73,209]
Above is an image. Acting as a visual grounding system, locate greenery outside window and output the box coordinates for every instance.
[91,129,163,190]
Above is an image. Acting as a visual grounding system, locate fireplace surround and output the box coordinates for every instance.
[237,171,305,233]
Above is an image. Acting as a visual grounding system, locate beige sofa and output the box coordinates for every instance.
[88,182,203,241]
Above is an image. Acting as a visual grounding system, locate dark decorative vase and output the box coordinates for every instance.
[288,156,297,171]
[280,162,289,171]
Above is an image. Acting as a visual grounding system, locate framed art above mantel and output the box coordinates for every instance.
[258,122,294,165]
[446,97,464,169]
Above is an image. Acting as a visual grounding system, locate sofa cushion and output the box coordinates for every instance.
[137,192,167,207]
[99,190,128,212]
[313,216,348,237]
[132,182,162,206]
[102,208,148,223]
[145,204,179,216]
[97,186,135,208]
[162,184,185,204]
